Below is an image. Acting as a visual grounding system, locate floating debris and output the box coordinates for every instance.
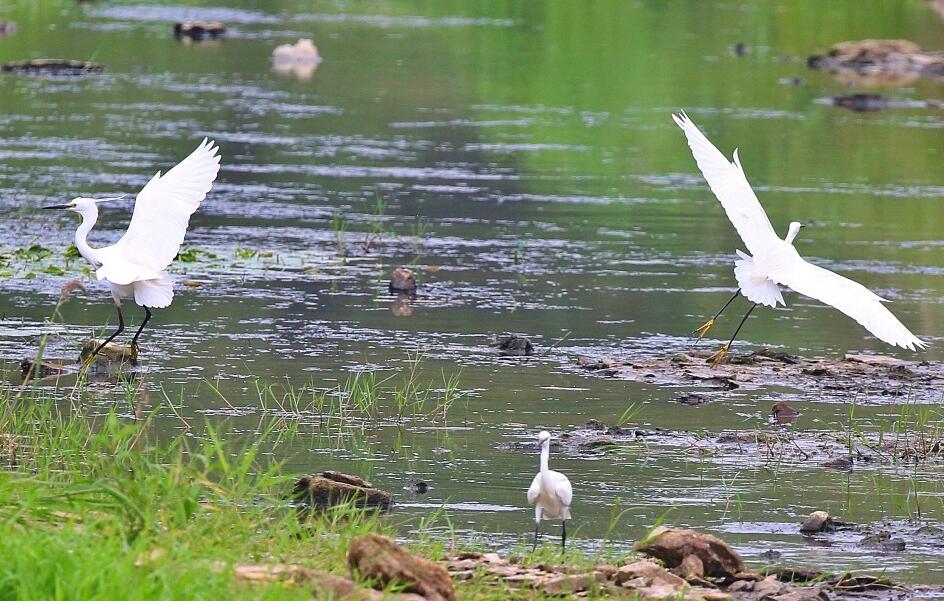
[2,59,103,76]
[173,21,226,40]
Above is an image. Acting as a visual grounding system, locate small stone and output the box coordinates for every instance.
[389,267,417,293]
[753,575,784,598]
[822,457,853,471]
[491,334,533,356]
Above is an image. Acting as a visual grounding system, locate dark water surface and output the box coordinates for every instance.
[2,0,944,583]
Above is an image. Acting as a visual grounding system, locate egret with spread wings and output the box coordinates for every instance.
[43,139,221,365]
[673,112,925,364]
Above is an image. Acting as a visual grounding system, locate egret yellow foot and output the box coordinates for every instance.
[130,343,139,363]
[692,318,716,343]
[80,354,97,371]
[709,344,730,367]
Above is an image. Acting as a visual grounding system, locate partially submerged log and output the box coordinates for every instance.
[79,339,136,367]
[173,21,226,40]
[348,534,456,601]
[20,358,73,381]
[2,59,103,76]
[293,471,392,512]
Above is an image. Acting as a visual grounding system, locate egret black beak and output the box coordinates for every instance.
[42,204,71,210]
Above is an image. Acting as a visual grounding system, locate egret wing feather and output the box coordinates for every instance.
[774,258,926,350]
[111,139,221,272]
[550,471,573,507]
[673,112,778,256]
[527,473,541,504]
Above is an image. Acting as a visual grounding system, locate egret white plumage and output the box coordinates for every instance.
[673,112,925,364]
[527,430,573,552]
[43,139,221,364]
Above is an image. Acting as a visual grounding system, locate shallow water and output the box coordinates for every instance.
[2,0,944,583]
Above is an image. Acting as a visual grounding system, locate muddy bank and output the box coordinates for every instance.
[575,348,944,405]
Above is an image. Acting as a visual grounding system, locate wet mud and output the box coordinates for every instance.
[575,349,944,405]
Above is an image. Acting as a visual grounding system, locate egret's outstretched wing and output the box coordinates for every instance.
[673,112,778,256]
[112,139,221,272]
[774,258,926,350]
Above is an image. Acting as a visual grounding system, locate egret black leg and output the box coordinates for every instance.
[727,302,758,349]
[86,304,125,363]
[532,522,541,552]
[709,302,758,367]
[130,306,152,348]
[561,521,567,553]
[693,290,741,344]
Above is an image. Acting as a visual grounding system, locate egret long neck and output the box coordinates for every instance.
[539,441,550,476]
[74,206,102,266]
[785,222,802,245]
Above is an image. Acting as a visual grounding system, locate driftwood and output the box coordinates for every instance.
[808,39,944,86]
[293,471,392,512]
[348,534,455,601]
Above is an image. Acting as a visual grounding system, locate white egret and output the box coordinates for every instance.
[527,430,573,552]
[43,139,221,364]
[673,112,925,364]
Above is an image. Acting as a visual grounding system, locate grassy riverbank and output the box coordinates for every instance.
[0,389,616,601]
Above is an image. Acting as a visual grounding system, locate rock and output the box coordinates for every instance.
[831,94,888,112]
[491,335,533,356]
[406,480,428,494]
[821,457,853,471]
[389,267,417,293]
[677,393,709,406]
[761,549,783,562]
[174,21,226,40]
[233,563,424,600]
[753,575,785,598]
[348,534,455,601]
[771,401,798,425]
[844,353,909,368]
[799,511,835,533]
[635,528,745,579]
[273,38,322,63]
[2,59,103,76]
[540,574,594,595]
[293,472,392,512]
[732,42,748,56]
[859,531,906,552]
[613,559,687,588]
[79,339,136,366]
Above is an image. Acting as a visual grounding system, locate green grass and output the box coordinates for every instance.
[0,390,605,601]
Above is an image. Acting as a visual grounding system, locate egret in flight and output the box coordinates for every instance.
[43,139,221,364]
[527,430,573,553]
[673,112,925,364]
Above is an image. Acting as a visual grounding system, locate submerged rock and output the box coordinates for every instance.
[2,59,103,76]
[389,267,417,293]
[858,531,906,552]
[174,21,226,40]
[635,527,746,578]
[800,511,849,534]
[293,471,392,512]
[348,534,455,601]
[491,334,533,356]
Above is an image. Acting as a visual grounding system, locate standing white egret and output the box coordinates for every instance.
[673,112,925,364]
[43,139,221,364]
[527,430,573,553]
